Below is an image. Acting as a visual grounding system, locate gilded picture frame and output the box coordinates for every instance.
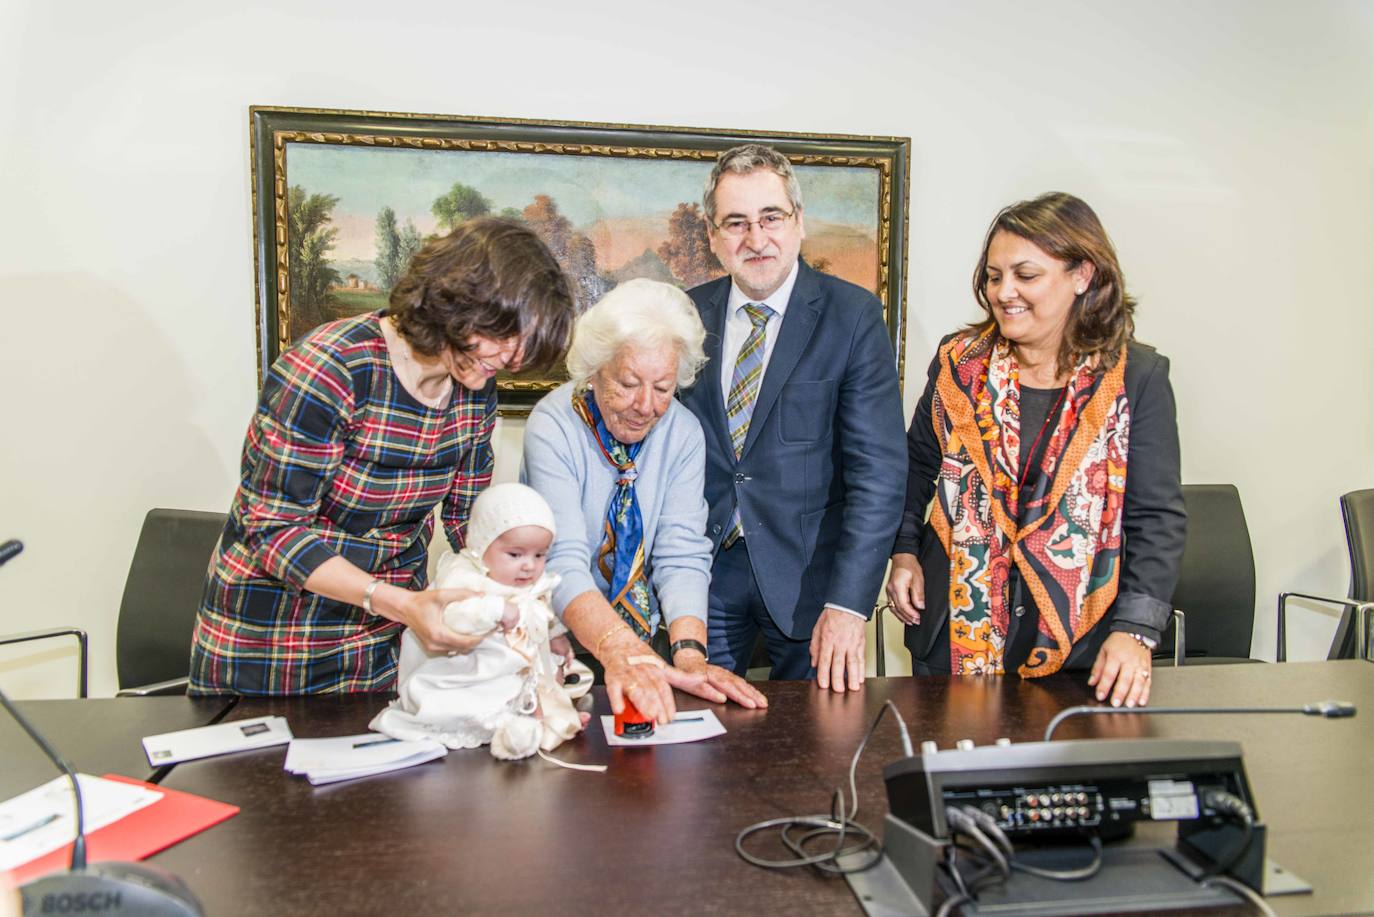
[249,106,911,411]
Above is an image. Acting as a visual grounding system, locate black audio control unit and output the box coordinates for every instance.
[884,738,1257,843]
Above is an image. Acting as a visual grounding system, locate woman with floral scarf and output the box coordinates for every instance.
[886,193,1186,708]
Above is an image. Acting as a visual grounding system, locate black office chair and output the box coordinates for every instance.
[1161,484,1263,664]
[0,508,226,697]
[1277,489,1374,662]
[114,508,227,695]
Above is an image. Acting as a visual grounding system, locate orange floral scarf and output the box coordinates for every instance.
[929,328,1130,676]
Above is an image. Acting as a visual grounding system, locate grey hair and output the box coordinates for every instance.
[702,143,804,226]
[566,278,708,391]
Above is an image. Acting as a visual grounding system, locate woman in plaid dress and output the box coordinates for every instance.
[190,219,574,695]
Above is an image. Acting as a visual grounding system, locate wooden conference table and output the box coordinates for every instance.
[130,661,1373,916]
[2,696,234,799]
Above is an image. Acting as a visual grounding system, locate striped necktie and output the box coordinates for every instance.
[722,303,773,546]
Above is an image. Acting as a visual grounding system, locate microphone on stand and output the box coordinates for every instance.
[1044,700,1357,741]
[0,540,203,916]
[0,539,23,567]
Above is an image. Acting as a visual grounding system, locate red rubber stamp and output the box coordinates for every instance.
[614,698,654,739]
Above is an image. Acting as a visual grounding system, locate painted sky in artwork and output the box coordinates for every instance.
[286,144,880,261]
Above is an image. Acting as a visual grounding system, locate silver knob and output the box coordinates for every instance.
[955,739,975,751]
[920,740,939,756]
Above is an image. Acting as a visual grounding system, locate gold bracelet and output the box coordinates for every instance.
[594,623,633,657]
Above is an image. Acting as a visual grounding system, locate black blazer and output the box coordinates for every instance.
[681,261,907,639]
[895,338,1187,668]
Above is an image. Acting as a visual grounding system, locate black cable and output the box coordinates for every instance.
[936,815,1016,917]
[933,891,972,917]
[956,806,1014,858]
[947,809,1010,878]
[1200,788,1256,878]
[1202,874,1277,917]
[734,700,907,875]
[1012,835,1104,881]
[955,804,1103,881]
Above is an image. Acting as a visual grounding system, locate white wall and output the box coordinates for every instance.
[3,0,1371,697]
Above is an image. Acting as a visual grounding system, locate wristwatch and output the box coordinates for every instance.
[1127,632,1158,650]
[669,638,708,661]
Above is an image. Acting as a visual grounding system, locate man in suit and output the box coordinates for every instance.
[680,144,906,692]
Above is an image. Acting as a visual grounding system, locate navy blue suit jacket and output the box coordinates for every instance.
[681,261,907,639]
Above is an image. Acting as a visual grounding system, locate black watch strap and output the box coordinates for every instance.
[669,638,708,660]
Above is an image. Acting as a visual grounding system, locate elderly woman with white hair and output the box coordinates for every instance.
[522,278,768,723]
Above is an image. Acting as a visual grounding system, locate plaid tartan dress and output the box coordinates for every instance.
[189,313,494,695]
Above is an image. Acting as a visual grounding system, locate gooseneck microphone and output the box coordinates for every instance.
[1044,700,1357,742]
[1,540,203,916]
[0,539,23,567]
[0,691,88,870]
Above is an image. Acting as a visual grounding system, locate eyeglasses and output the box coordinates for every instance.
[713,210,795,237]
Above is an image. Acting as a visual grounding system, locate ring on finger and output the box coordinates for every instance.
[1136,670,1150,680]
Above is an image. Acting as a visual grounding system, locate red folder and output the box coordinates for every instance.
[6,774,238,885]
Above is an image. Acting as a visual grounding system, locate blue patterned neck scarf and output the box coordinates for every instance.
[573,389,656,639]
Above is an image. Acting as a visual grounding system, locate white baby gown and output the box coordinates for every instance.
[370,550,589,757]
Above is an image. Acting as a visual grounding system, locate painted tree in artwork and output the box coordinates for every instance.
[522,194,609,309]
[658,202,722,287]
[397,220,425,275]
[432,183,492,232]
[375,207,431,295]
[374,207,403,293]
[288,185,342,335]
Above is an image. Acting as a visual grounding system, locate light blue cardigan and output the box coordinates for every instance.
[520,382,712,629]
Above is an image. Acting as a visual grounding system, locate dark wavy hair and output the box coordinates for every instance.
[971,192,1136,376]
[388,218,574,374]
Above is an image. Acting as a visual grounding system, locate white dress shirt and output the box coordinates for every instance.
[718,260,800,405]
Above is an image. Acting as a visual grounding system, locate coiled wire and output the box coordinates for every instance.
[734,700,912,876]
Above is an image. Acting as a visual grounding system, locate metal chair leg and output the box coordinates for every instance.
[1360,603,1374,662]
[872,603,889,678]
[1171,609,1185,666]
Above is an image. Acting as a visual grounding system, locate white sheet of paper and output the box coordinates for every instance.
[600,709,727,747]
[284,734,447,784]
[0,774,162,871]
[301,745,448,785]
[142,715,293,766]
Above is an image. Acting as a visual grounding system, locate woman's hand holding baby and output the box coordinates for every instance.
[375,584,486,655]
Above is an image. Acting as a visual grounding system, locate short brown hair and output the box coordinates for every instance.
[702,144,804,226]
[971,192,1136,376]
[388,217,574,374]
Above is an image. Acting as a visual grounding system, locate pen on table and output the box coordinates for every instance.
[2,812,60,842]
[351,737,402,748]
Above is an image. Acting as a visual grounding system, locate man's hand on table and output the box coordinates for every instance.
[811,606,866,693]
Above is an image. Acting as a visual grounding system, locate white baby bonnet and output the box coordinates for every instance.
[459,481,556,572]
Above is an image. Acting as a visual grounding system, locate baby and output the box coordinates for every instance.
[370,482,591,759]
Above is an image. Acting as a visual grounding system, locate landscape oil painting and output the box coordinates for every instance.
[250,108,911,409]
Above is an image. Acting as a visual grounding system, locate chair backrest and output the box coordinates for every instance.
[1342,489,1374,601]
[1162,484,1257,659]
[1327,489,1374,659]
[115,508,227,690]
